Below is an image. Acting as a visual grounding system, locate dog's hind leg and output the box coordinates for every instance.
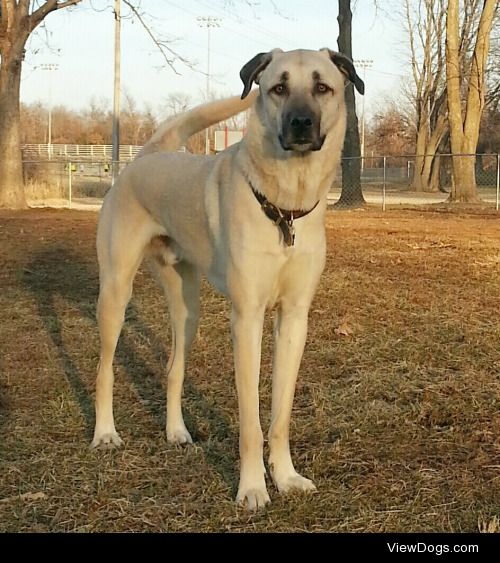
[149,258,200,445]
[91,208,153,449]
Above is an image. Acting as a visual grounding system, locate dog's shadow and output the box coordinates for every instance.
[23,246,237,492]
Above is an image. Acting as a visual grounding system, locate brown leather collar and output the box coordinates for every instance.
[250,182,319,246]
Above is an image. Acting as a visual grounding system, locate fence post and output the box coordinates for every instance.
[496,153,499,213]
[68,161,72,209]
[383,156,387,211]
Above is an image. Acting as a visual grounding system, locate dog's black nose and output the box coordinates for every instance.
[290,116,313,130]
[280,107,321,151]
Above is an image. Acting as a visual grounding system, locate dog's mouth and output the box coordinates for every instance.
[279,135,325,153]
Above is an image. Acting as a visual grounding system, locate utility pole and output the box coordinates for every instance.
[197,16,221,155]
[112,0,121,185]
[354,59,373,171]
[40,63,59,159]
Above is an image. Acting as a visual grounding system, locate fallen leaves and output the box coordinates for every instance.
[335,320,354,337]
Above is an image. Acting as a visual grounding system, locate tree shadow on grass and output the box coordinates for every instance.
[23,246,237,491]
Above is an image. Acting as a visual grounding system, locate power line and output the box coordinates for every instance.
[193,0,297,48]
[370,68,406,78]
[164,0,289,50]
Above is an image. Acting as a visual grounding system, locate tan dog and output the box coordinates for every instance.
[91,48,364,510]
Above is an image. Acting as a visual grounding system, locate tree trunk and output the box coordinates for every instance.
[412,124,427,192]
[430,153,442,192]
[0,0,82,209]
[0,39,27,208]
[413,153,441,193]
[335,0,365,208]
[446,0,496,203]
[449,153,478,202]
[412,108,448,193]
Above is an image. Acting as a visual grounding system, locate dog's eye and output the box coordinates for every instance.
[272,84,287,96]
[315,83,331,95]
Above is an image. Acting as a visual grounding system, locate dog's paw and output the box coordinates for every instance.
[236,486,271,511]
[90,431,124,450]
[166,425,193,446]
[274,472,317,495]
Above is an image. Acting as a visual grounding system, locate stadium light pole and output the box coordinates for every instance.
[354,59,373,171]
[40,63,59,159]
[112,0,121,185]
[197,16,221,154]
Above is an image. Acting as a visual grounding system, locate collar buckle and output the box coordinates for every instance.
[250,182,318,247]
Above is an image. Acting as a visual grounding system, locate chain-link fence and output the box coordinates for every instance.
[23,160,128,207]
[329,154,499,211]
[23,152,500,211]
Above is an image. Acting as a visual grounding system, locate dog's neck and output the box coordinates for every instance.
[239,102,346,211]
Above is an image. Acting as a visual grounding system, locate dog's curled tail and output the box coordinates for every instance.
[137,90,258,158]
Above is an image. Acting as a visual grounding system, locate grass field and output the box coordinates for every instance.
[0,208,499,532]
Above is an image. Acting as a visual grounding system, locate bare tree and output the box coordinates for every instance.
[446,0,497,202]
[84,97,112,145]
[475,20,499,172]
[367,101,416,157]
[403,0,448,192]
[121,91,143,145]
[335,0,365,208]
[479,27,500,155]
[122,0,193,74]
[162,92,192,117]
[20,102,46,143]
[20,96,162,146]
[401,0,492,193]
[0,0,82,208]
[0,0,193,208]
[484,27,499,111]
[140,103,157,145]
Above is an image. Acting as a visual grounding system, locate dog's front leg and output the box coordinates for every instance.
[231,304,270,510]
[268,304,316,494]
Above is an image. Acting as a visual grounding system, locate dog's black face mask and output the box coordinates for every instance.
[278,102,325,152]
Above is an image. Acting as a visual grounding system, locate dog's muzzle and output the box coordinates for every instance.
[279,110,324,152]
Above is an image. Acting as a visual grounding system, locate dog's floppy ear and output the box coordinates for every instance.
[240,51,276,99]
[321,48,365,95]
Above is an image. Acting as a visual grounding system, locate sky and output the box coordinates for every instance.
[20,0,407,119]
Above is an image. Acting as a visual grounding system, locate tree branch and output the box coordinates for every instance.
[122,0,193,75]
[405,0,423,105]
[55,0,83,9]
[0,1,8,38]
[29,0,81,33]
[463,0,496,143]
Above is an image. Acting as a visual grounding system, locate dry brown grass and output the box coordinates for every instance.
[0,208,499,532]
